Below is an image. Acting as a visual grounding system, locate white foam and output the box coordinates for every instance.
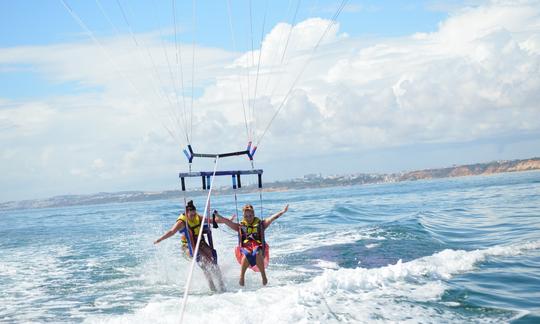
[365,243,379,249]
[84,240,539,323]
[0,245,74,321]
[310,240,540,293]
[314,259,340,270]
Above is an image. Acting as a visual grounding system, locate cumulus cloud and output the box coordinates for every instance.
[314,0,540,149]
[1,0,540,200]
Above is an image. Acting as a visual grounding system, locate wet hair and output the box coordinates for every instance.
[186,200,196,211]
[242,204,254,213]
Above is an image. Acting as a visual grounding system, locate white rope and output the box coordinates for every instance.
[179,155,220,324]
[189,0,197,144]
[115,0,190,144]
[171,0,190,143]
[256,0,348,147]
[226,0,250,142]
[261,0,302,99]
[60,0,182,146]
[102,0,188,143]
[247,0,255,140]
[280,0,302,65]
[249,0,269,142]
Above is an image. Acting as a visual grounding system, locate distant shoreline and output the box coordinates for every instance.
[2,157,539,211]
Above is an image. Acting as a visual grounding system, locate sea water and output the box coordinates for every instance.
[1,171,540,323]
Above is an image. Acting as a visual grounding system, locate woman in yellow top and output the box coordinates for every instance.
[154,200,225,292]
[214,203,288,286]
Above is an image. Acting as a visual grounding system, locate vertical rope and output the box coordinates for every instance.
[259,189,263,218]
[179,156,219,323]
[182,190,187,217]
[226,0,250,142]
[171,0,190,144]
[247,0,255,140]
[234,192,239,220]
[189,0,197,144]
[113,0,188,143]
[249,0,270,141]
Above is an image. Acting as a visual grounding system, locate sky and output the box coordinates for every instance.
[1,0,540,202]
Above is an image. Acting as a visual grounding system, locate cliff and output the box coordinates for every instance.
[2,157,539,211]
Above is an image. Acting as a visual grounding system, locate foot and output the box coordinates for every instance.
[239,277,245,286]
[262,275,268,286]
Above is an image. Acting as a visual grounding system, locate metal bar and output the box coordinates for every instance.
[179,169,263,178]
[192,150,249,158]
[186,144,255,160]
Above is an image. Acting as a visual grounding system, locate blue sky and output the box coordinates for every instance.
[1,0,540,201]
[0,1,446,99]
[1,1,447,46]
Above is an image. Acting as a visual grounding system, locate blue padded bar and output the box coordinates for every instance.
[179,169,263,178]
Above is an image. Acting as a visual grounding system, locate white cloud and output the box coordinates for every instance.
[0,100,58,138]
[1,0,540,200]
[92,158,105,170]
[312,0,540,149]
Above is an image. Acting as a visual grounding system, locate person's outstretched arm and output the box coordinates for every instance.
[154,220,184,244]
[263,204,289,229]
[213,211,240,231]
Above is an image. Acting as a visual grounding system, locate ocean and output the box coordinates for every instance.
[1,171,539,323]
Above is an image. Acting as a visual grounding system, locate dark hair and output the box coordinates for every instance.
[186,200,196,211]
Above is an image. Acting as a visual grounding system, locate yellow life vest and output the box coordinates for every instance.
[177,213,202,244]
[240,217,263,244]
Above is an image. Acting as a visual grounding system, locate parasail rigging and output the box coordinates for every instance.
[60,0,348,321]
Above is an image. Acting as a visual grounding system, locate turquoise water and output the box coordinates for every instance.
[1,171,540,323]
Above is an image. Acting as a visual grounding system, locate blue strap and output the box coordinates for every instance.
[180,226,194,257]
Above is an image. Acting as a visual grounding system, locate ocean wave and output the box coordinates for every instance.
[83,241,539,323]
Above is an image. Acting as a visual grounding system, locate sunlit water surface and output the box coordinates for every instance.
[1,171,540,323]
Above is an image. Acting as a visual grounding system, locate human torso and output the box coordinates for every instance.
[177,213,202,244]
[239,217,263,244]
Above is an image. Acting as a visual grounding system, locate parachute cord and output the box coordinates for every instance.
[280,0,301,65]
[226,0,250,142]
[113,0,189,144]
[234,191,239,222]
[60,0,183,146]
[95,0,183,140]
[259,188,263,219]
[147,0,189,143]
[189,0,197,145]
[172,0,190,144]
[250,0,269,141]
[247,0,254,140]
[182,189,187,217]
[179,155,219,324]
[261,0,301,98]
[255,0,348,147]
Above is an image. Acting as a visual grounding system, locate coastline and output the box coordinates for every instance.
[2,157,539,211]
